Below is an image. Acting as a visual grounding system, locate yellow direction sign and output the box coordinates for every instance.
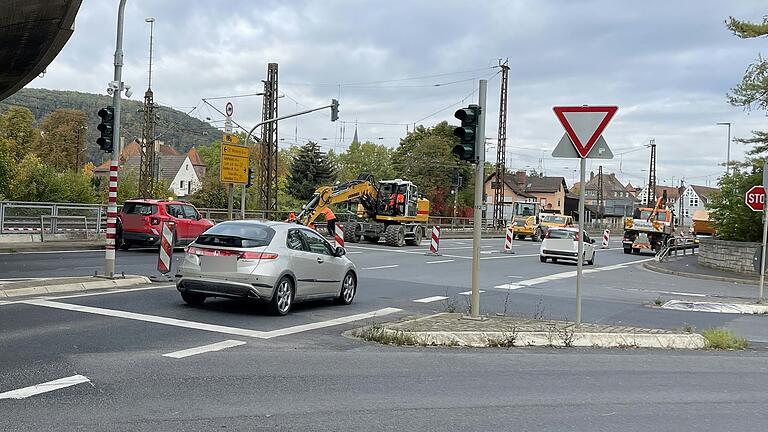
[220,143,249,184]
[223,133,240,145]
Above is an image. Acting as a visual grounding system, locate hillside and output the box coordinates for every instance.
[0,88,219,165]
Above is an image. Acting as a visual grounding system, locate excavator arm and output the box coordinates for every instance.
[296,177,379,226]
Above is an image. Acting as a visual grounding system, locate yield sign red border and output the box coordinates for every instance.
[553,106,618,158]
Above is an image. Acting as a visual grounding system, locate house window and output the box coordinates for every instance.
[540,198,547,206]
[689,195,699,207]
[185,164,189,171]
[180,180,185,189]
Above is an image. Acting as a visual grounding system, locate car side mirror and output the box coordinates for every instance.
[589,238,595,244]
[335,246,346,257]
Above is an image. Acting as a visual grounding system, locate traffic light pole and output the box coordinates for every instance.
[470,79,487,319]
[104,0,127,278]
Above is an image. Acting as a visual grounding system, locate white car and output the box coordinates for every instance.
[539,227,595,265]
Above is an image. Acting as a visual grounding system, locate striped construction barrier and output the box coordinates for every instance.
[157,221,175,274]
[503,226,515,254]
[334,224,345,249]
[426,225,441,256]
[602,229,610,249]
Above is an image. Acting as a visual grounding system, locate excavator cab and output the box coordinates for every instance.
[378,179,418,217]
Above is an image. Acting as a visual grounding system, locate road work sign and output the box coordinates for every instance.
[220,143,249,184]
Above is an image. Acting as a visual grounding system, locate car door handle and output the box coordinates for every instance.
[316,257,324,264]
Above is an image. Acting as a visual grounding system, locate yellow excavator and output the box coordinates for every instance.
[296,174,430,246]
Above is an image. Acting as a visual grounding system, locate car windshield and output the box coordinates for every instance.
[548,230,576,239]
[195,223,275,248]
[541,214,567,224]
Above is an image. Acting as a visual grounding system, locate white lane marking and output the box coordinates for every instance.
[454,242,466,245]
[345,251,363,254]
[413,296,449,303]
[0,374,90,399]
[361,265,399,270]
[163,340,246,359]
[0,285,175,307]
[345,245,472,260]
[20,299,400,339]
[458,290,485,295]
[0,249,104,256]
[481,253,539,260]
[624,288,708,298]
[494,258,653,289]
[426,259,454,264]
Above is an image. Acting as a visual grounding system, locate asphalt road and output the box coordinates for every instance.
[1,237,767,430]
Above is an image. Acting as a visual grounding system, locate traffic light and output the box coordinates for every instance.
[330,99,339,122]
[452,104,480,162]
[97,106,114,153]
[246,167,254,188]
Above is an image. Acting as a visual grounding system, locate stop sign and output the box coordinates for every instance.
[745,185,766,212]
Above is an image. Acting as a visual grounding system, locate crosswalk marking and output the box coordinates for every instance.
[0,375,90,399]
[413,296,449,303]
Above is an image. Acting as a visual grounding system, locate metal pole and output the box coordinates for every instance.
[241,185,246,219]
[576,157,586,324]
[726,123,731,176]
[105,0,127,278]
[760,163,768,303]
[470,79,487,319]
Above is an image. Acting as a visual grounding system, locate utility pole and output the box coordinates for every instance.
[492,59,509,227]
[139,17,156,198]
[258,63,279,214]
[596,165,603,222]
[104,0,127,278]
[470,79,487,319]
[647,138,656,206]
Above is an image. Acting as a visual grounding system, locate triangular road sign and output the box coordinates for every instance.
[552,134,614,159]
[553,106,617,158]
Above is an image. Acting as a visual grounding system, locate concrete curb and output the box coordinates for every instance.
[661,299,768,315]
[0,242,105,254]
[643,261,758,285]
[0,276,152,299]
[374,328,706,349]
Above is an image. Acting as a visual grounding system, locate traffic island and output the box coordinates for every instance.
[350,312,706,349]
[0,275,152,299]
[658,299,768,315]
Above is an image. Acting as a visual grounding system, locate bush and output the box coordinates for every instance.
[701,328,748,350]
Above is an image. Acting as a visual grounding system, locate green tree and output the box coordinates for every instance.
[38,108,88,171]
[9,154,67,202]
[337,141,395,182]
[0,106,37,162]
[707,166,763,242]
[286,141,335,200]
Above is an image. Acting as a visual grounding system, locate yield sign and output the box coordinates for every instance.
[553,106,618,158]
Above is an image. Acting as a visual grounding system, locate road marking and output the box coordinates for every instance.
[0,249,104,256]
[163,340,246,359]
[0,374,90,399]
[20,299,400,339]
[345,251,363,254]
[458,290,485,295]
[623,288,708,298]
[426,259,454,264]
[494,258,653,290]
[0,285,175,307]
[481,253,539,260]
[361,265,399,270]
[413,296,449,303]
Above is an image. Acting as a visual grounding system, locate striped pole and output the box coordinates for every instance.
[334,224,345,249]
[157,221,175,274]
[503,225,515,254]
[104,160,119,277]
[602,229,610,249]
[426,225,441,256]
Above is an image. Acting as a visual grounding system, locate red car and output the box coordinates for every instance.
[117,199,214,250]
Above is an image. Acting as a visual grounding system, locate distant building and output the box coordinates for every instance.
[679,185,718,227]
[637,185,683,209]
[579,171,635,220]
[94,139,206,199]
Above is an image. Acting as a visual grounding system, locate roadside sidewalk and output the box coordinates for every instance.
[0,275,152,299]
[644,255,758,285]
[0,240,105,254]
[350,312,705,349]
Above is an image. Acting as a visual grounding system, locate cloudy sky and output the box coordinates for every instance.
[31,0,767,188]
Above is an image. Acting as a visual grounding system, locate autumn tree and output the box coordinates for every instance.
[0,106,37,162]
[38,108,88,171]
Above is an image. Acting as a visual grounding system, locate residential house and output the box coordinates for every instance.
[94,139,207,199]
[679,185,718,227]
[520,173,568,213]
[637,185,682,208]
[580,171,635,221]
[483,171,537,222]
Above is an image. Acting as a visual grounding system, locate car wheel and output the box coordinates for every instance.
[119,239,131,251]
[516,234,526,240]
[623,248,631,254]
[587,253,595,265]
[552,258,558,263]
[336,271,356,305]
[270,276,294,316]
[539,255,547,263]
[181,292,206,306]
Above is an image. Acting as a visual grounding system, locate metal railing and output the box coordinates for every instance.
[1,201,106,234]
[656,236,699,262]
[39,215,89,242]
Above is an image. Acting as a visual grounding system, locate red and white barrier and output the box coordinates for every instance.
[334,224,345,248]
[503,226,515,254]
[157,221,175,274]
[426,225,441,255]
[602,229,610,249]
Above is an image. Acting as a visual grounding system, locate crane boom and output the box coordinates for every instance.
[297,177,378,226]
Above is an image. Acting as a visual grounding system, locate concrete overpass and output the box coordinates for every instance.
[0,0,82,101]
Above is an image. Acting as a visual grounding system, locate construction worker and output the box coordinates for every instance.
[318,207,337,237]
[285,212,297,223]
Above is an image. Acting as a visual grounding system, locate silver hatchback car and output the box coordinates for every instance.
[175,221,357,315]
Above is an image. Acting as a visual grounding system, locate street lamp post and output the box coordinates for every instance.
[717,122,732,176]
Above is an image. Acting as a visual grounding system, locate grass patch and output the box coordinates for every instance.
[701,328,748,350]
[356,323,420,346]
[654,296,664,306]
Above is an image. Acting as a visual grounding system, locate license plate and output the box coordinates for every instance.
[201,256,237,273]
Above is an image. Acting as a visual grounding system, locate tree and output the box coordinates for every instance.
[38,108,88,171]
[0,106,37,162]
[337,141,395,182]
[286,141,335,200]
[707,166,763,242]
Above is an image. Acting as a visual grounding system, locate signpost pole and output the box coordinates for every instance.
[224,110,234,221]
[759,164,768,303]
[576,157,586,324]
[470,79,487,319]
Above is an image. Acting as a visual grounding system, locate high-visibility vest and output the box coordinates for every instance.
[320,207,336,220]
